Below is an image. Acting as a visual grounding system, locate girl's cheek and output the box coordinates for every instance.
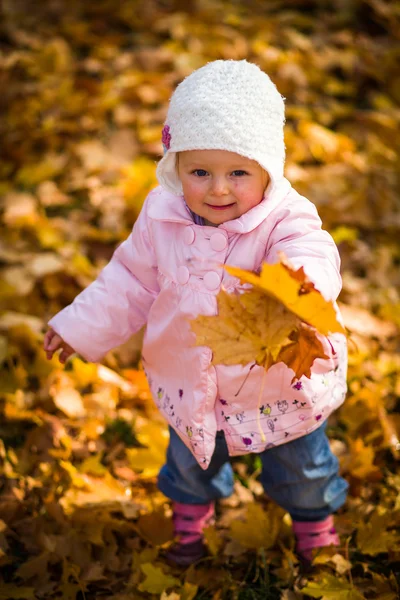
[238,186,264,208]
[182,182,207,206]
[233,181,252,197]
[188,180,207,196]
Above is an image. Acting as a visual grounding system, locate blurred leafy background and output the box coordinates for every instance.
[0,0,399,598]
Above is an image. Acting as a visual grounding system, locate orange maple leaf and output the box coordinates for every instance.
[277,323,329,382]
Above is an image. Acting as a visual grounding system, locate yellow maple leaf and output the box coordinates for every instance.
[191,287,329,382]
[356,513,398,556]
[226,259,345,336]
[71,358,99,388]
[126,421,169,478]
[312,549,351,575]
[301,573,365,599]
[229,502,283,550]
[341,438,381,480]
[60,471,139,517]
[59,460,91,490]
[132,547,159,571]
[138,563,180,594]
[78,453,108,476]
[191,288,299,367]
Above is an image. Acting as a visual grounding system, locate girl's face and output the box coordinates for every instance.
[177,150,270,226]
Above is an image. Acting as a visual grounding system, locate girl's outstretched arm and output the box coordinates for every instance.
[47,194,160,363]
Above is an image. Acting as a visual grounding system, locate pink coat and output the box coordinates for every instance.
[49,178,347,468]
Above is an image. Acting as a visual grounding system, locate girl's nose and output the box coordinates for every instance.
[211,176,229,196]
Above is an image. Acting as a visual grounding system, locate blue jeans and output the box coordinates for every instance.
[158,422,348,521]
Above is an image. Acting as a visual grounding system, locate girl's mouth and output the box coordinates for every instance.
[206,203,235,211]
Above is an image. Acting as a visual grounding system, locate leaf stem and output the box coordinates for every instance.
[234,361,256,397]
[256,355,269,443]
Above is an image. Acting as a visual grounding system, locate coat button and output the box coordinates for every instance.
[204,271,221,290]
[177,266,190,285]
[210,232,227,251]
[183,226,195,245]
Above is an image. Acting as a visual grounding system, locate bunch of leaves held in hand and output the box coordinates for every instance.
[191,257,345,381]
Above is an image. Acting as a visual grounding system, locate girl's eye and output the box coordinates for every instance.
[232,170,248,176]
[192,169,208,177]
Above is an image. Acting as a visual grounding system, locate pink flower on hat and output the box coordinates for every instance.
[162,124,171,151]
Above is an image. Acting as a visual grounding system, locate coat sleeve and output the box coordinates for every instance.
[265,195,342,301]
[48,194,160,362]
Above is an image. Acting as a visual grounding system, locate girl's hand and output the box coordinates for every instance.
[44,328,75,364]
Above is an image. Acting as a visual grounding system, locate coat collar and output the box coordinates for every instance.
[147,178,292,234]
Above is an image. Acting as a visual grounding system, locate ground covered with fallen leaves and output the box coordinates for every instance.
[1,0,400,598]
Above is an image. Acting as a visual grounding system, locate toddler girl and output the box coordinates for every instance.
[44,60,348,566]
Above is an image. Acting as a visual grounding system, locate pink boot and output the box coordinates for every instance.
[166,501,215,566]
[293,515,339,562]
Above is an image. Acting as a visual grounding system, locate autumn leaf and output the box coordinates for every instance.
[301,574,365,600]
[132,547,159,571]
[15,551,51,582]
[160,592,180,600]
[78,453,108,476]
[138,563,180,594]
[191,286,329,380]
[61,559,86,600]
[276,323,328,381]
[204,524,224,556]
[70,358,99,388]
[160,583,199,600]
[312,549,352,575]
[2,192,39,228]
[356,513,398,555]
[272,546,299,585]
[191,288,299,366]
[126,421,169,478]
[60,471,141,516]
[230,503,283,550]
[0,585,35,599]
[226,259,345,336]
[119,157,157,207]
[298,122,355,162]
[137,508,174,546]
[339,384,386,436]
[191,257,342,380]
[370,572,399,600]
[181,582,199,600]
[51,386,86,419]
[341,438,381,480]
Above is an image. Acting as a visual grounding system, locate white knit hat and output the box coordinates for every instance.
[156,60,285,195]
